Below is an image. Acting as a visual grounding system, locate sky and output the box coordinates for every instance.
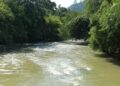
[51,0,83,8]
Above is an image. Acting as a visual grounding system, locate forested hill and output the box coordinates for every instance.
[68,2,84,12]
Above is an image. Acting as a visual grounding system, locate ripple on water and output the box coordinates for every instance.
[24,43,92,86]
[43,58,91,86]
[0,42,92,86]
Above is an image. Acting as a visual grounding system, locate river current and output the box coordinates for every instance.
[0,42,120,86]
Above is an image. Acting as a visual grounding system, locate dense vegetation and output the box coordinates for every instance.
[69,16,89,40]
[85,0,120,56]
[0,0,87,45]
[0,0,120,57]
[0,0,63,44]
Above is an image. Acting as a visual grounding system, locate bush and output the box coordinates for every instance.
[69,16,90,40]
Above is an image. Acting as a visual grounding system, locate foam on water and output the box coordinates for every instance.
[0,42,91,86]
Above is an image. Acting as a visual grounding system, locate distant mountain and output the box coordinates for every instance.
[68,2,84,12]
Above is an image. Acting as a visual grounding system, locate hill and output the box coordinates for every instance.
[68,2,84,12]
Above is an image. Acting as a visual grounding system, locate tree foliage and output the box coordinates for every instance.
[69,16,90,40]
[58,11,81,40]
[0,0,62,44]
[85,0,120,56]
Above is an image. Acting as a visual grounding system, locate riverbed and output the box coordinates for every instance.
[0,42,120,86]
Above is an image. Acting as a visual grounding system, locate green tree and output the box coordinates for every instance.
[86,0,120,56]
[0,0,14,44]
[3,0,59,43]
[69,16,90,40]
[44,15,62,41]
[58,11,81,40]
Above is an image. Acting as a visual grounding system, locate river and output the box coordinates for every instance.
[0,42,120,86]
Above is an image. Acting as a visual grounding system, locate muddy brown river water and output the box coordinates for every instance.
[0,42,120,86]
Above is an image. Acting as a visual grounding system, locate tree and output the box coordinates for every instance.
[86,0,120,56]
[69,16,90,40]
[2,0,60,43]
[0,0,15,44]
[44,15,62,41]
[58,10,81,40]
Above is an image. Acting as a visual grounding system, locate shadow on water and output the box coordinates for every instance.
[0,42,58,55]
[95,53,120,67]
[0,40,88,55]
